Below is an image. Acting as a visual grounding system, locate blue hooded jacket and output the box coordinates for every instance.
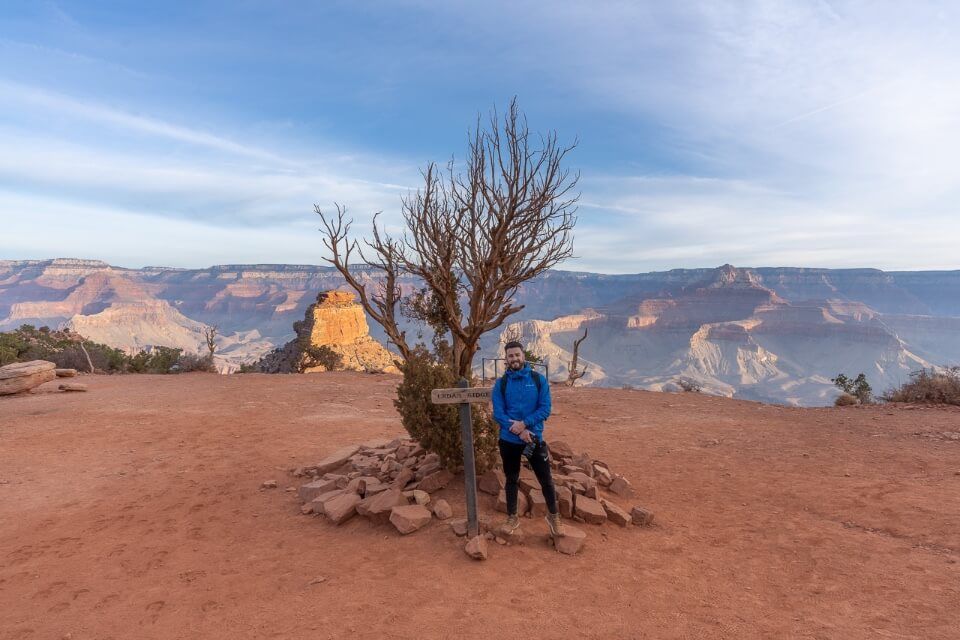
[492,364,551,444]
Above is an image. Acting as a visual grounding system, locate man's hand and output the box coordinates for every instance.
[519,429,534,444]
[509,420,526,435]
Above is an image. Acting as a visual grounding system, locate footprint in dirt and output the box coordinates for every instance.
[94,593,120,609]
[47,601,70,613]
[32,580,68,600]
[201,600,221,613]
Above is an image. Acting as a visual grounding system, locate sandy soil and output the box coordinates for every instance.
[1,372,959,640]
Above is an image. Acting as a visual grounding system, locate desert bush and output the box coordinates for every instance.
[834,392,859,407]
[128,346,182,373]
[300,344,343,372]
[0,325,127,372]
[832,372,872,404]
[882,367,960,405]
[393,345,498,473]
[176,352,217,373]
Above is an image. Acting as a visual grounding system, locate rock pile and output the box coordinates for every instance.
[477,438,655,555]
[292,437,455,536]
[287,436,655,559]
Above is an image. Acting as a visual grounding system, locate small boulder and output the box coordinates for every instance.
[314,445,362,475]
[552,525,587,555]
[432,499,453,520]
[412,490,431,506]
[389,504,432,535]
[631,506,655,527]
[609,475,634,497]
[573,496,607,525]
[518,467,539,494]
[357,488,407,525]
[478,468,506,495]
[260,480,278,489]
[309,489,346,515]
[55,368,78,378]
[570,453,595,477]
[392,467,415,489]
[449,518,468,536]
[418,469,453,493]
[324,492,361,525]
[464,535,488,560]
[549,440,575,459]
[58,383,88,392]
[528,489,548,517]
[594,466,613,486]
[600,498,631,527]
[298,478,338,503]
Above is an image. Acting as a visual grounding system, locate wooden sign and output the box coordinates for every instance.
[430,386,492,405]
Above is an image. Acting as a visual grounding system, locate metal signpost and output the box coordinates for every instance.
[429,378,491,538]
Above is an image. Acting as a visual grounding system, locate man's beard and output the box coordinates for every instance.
[509,361,524,370]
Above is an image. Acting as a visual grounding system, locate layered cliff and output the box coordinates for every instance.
[254,291,398,374]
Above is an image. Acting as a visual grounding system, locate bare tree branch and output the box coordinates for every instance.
[566,327,588,386]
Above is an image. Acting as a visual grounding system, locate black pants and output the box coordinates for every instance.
[499,439,558,515]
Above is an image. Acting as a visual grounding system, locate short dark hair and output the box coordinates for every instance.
[504,340,524,353]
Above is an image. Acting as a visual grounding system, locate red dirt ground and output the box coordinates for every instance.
[1,372,959,639]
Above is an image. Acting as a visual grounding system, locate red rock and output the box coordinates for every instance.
[324,492,361,525]
[552,525,586,555]
[58,383,88,392]
[528,489,548,517]
[518,467,538,493]
[260,480,277,489]
[549,440,574,459]
[55,368,78,377]
[314,445,361,475]
[357,489,407,525]
[412,490,431,506]
[567,472,597,491]
[478,468,505,495]
[573,496,607,525]
[309,489,346,515]
[418,469,453,493]
[464,535,488,560]
[432,499,453,520]
[600,498,630,527]
[450,518,468,536]
[298,479,338,503]
[389,504,432,534]
[594,466,613,486]
[415,460,442,480]
[391,467,414,489]
[557,486,574,518]
[495,490,529,516]
[570,453,594,476]
[631,506,655,526]
[584,485,599,500]
[609,475,634,497]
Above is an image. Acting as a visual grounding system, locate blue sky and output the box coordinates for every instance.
[1,1,958,272]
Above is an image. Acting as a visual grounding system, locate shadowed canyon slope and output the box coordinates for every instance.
[1,259,958,404]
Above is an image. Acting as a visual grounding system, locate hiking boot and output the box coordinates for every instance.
[545,512,565,537]
[500,514,520,534]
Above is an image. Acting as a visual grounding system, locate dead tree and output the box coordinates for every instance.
[565,327,588,386]
[203,325,218,360]
[316,98,578,379]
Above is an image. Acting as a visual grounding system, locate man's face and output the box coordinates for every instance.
[505,347,525,371]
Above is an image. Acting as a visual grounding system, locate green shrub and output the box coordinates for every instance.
[300,344,343,372]
[832,372,872,404]
[393,345,498,473]
[176,352,217,373]
[883,367,960,405]
[129,346,182,373]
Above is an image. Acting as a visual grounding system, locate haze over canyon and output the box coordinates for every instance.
[2,258,958,406]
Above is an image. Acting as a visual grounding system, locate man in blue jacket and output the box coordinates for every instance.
[492,341,564,537]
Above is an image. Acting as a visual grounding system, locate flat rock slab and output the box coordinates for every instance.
[357,489,407,525]
[324,492,361,525]
[314,445,362,475]
[552,525,587,555]
[557,486,574,518]
[389,504,432,535]
[58,383,88,392]
[418,469,453,493]
[528,489,548,517]
[299,479,338,503]
[0,360,56,395]
[609,476,634,497]
[574,496,607,525]
[601,498,631,526]
[55,368,78,377]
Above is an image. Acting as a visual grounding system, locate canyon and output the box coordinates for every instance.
[1,258,958,405]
